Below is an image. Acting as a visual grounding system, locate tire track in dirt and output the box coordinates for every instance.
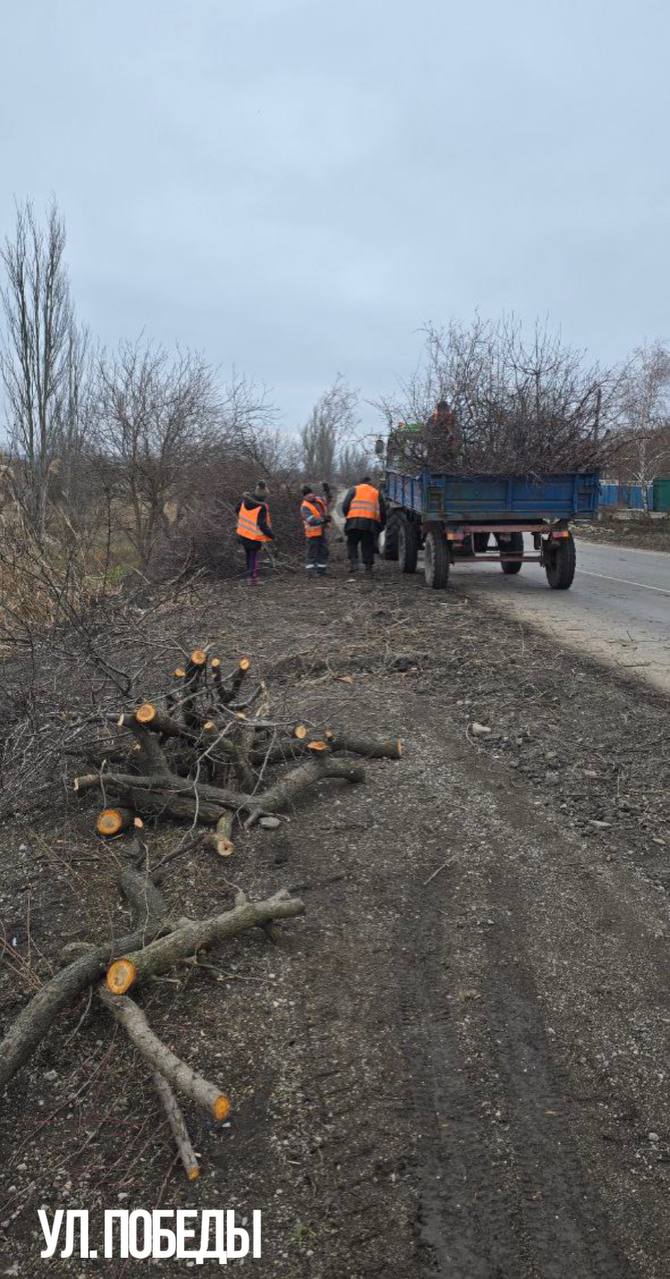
[289,866,420,1278]
[398,892,637,1278]
[394,716,649,1279]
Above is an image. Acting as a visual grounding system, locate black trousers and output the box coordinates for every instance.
[238,536,260,579]
[347,529,376,569]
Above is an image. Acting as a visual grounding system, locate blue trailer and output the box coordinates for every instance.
[382,469,600,590]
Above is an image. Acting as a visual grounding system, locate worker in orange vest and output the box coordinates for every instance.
[300,484,330,577]
[425,399,461,467]
[341,477,386,576]
[235,481,274,584]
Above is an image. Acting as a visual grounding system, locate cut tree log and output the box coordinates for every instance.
[186,649,208,678]
[126,720,171,775]
[249,730,402,768]
[96,807,144,837]
[97,988,230,1120]
[228,657,251,701]
[138,707,199,740]
[181,651,208,718]
[0,870,169,1092]
[153,1071,200,1180]
[73,771,247,810]
[124,710,242,778]
[120,866,170,931]
[202,812,235,857]
[119,790,234,826]
[212,656,251,707]
[106,889,305,995]
[136,702,158,725]
[324,730,403,760]
[245,757,365,826]
[77,751,365,828]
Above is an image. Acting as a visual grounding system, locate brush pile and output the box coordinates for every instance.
[72,647,402,849]
[0,647,403,1178]
[379,317,626,477]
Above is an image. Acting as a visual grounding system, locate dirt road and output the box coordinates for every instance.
[0,560,669,1277]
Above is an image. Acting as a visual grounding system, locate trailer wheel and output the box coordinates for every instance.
[424,529,450,589]
[382,514,400,560]
[545,533,576,589]
[498,531,524,574]
[398,518,419,574]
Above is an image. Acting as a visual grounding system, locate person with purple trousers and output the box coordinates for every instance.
[235,482,273,584]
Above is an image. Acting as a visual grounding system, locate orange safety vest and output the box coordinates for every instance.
[236,502,272,543]
[300,495,327,538]
[347,483,380,522]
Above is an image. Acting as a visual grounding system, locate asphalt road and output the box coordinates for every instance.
[446,537,670,693]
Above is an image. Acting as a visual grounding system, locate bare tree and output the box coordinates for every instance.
[94,340,221,567]
[618,341,670,509]
[300,377,359,481]
[0,201,85,536]
[336,440,375,486]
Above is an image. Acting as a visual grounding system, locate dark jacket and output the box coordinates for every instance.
[342,485,386,532]
[235,496,274,540]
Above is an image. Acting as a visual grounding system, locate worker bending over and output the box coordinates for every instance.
[300,484,330,577]
[235,481,273,584]
[342,477,386,576]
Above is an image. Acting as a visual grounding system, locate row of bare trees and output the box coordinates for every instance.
[2,201,668,574]
[0,201,370,571]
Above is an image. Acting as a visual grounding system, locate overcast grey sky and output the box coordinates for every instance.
[1,0,668,432]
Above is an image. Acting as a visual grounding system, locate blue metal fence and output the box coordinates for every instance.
[599,482,652,510]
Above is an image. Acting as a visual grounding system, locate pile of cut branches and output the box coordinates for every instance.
[72,647,403,852]
[1,648,402,1176]
[0,865,305,1179]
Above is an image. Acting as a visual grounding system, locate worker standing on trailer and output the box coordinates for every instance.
[235,481,274,584]
[342,476,386,577]
[424,399,461,468]
[300,483,330,577]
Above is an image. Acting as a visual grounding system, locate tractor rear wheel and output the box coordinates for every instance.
[499,531,524,574]
[398,518,419,574]
[424,529,450,589]
[382,514,400,560]
[545,533,576,589]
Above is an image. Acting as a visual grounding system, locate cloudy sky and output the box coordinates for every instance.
[1,0,668,433]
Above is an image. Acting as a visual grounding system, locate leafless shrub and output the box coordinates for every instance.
[152,421,303,580]
[92,339,222,568]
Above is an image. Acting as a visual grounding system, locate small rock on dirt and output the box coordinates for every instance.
[260,816,281,830]
[471,722,492,737]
